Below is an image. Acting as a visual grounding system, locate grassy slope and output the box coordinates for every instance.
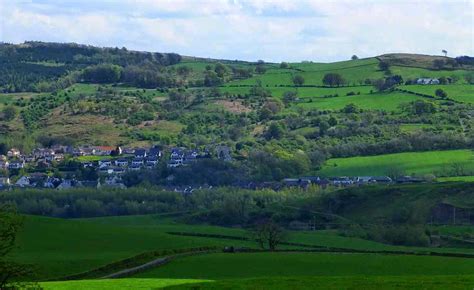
[38,275,474,290]
[319,149,474,177]
[133,252,474,279]
[166,275,474,290]
[39,278,210,290]
[17,211,474,281]
[400,84,474,103]
[13,215,256,280]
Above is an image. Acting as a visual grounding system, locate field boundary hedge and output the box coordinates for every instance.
[167,231,474,259]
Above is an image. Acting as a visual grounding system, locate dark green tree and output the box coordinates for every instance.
[292,74,305,86]
[322,73,345,87]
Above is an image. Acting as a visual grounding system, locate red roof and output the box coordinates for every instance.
[96,146,115,151]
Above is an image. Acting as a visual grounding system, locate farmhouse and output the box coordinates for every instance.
[115,159,129,167]
[15,176,31,187]
[98,160,112,167]
[7,148,21,158]
[8,161,25,169]
[95,146,116,156]
[134,148,147,158]
[416,78,440,85]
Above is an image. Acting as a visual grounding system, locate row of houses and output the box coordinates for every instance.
[280,175,423,189]
[167,146,231,167]
[0,174,126,190]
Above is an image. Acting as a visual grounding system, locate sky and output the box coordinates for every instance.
[0,0,472,62]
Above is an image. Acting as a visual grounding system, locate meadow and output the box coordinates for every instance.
[400,84,474,103]
[39,278,211,290]
[13,215,256,280]
[38,275,474,290]
[133,252,474,278]
[319,149,474,177]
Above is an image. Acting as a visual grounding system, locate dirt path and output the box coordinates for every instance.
[101,250,214,279]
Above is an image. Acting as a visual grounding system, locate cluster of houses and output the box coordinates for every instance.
[0,174,126,190]
[0,147,65,171]
[0,144,233,190]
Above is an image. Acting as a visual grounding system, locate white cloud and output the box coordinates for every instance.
[0,0,472,61]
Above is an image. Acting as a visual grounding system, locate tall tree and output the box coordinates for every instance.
[292,74,305,86]
[0,205,32,288]
[252,220,287,251]
[322,73,345,87]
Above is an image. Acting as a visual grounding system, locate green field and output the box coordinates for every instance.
[437,176,474,182]
[16,212,474,281]
[319,150,474,177]
[13,215,256,280]
[38,275,474,290]
[134,252,474,279]
[400,84,474,103]
[40,278,210,290]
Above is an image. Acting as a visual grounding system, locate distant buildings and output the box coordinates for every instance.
[416,78,440,85]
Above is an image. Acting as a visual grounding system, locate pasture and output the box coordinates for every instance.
[133,252,474,279]
[13,215,255,280]
[319,149,474,177]
[400,84,474,103]
[38,275,474,290]
[39,278,210,290]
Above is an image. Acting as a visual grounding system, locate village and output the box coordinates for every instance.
[0,144,427,192]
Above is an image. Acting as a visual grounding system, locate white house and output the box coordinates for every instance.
[7,148,20,158]
[15,176,31,187]
[416,78,440,85]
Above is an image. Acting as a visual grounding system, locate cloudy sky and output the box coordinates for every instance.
[0,0,472,62]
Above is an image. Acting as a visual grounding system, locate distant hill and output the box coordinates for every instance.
[378,53,474,70]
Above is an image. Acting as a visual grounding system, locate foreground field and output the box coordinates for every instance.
[133,252,474,279]
[38,275,474,290]
[319,149,474,177]
[13,215,257,280]
[39,278,210,290]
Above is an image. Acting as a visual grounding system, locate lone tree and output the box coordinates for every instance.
[435,88,448,99]
[252,220,287,251]
[292,74,305,86]
[351,55,359,60]
[322,73,345,87]
[0,205,32,288]
[442,49,447,57]
[280,62,289,69]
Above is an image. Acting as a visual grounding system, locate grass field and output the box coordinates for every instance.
[400,84,474,103]
[39,278,211,290]
[166,275,474,290]
[37,275,474,290]
[437,176,474,182]
[13,215,257,280]
[297,91,423,111]
[15,212,474,281]
[319,149,474,177]
[133,252,474,279]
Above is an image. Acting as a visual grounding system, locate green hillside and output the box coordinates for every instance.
[319,150,474,177]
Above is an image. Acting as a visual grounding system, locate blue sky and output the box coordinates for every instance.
[0,0,472,62]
